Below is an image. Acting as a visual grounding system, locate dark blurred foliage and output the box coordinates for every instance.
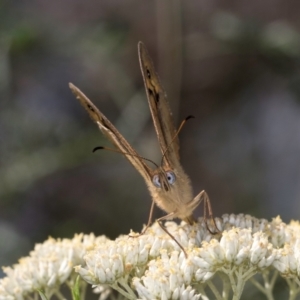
[1,1,300,297]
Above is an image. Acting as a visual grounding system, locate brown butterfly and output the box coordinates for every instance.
[69,42,218,254]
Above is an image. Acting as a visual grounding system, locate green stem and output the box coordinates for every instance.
[219,273,231,300]
[207,280,223,300]
[80,280,87,300]
[234,267,245,300]
[286,278,300,300]
[250,270,278,300]
[262,271,276,300]
[242,266,256,282]
[111,280,136,300]
[118,277,137,298]
[197,285,209,300]
[270,271,278,288]
[226,268,237,299]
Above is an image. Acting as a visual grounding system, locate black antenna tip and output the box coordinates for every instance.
[92,146,104,153]
[186,115,195,121]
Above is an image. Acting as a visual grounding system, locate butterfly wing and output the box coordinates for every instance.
[69,83,152,182]
[138,42,180,168]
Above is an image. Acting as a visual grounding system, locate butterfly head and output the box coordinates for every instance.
[152,168,176,192]
[148,165,195,221]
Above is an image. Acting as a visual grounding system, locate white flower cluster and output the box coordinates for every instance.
[0,233,107,300]
[1,214,300,300]
[76,214,300,299]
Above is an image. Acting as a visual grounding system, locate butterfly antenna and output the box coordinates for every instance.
[160,115,194,165]
[93,146,159,168]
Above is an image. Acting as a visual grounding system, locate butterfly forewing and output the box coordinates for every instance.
[138,42,180,168]
[69,83,152,182]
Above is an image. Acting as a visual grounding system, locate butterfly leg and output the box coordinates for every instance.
[140,199,156,235]
[129,200,156,238]
[156,213,188,257]
[193,190,221,234]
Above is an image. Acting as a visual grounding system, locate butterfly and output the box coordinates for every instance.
[69,42,218,254]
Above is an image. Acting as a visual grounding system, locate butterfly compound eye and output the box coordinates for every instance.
[166,171,176,185]
[152,174,161,187]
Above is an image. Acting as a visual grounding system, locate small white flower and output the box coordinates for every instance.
[249,232,269,264]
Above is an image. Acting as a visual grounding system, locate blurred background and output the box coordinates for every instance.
[1,0,300,297]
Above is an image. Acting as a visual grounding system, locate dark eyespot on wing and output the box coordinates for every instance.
[101,119,113,131]
[148,88,160,103]
[146,68,151,79]
[87,104,95,112]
